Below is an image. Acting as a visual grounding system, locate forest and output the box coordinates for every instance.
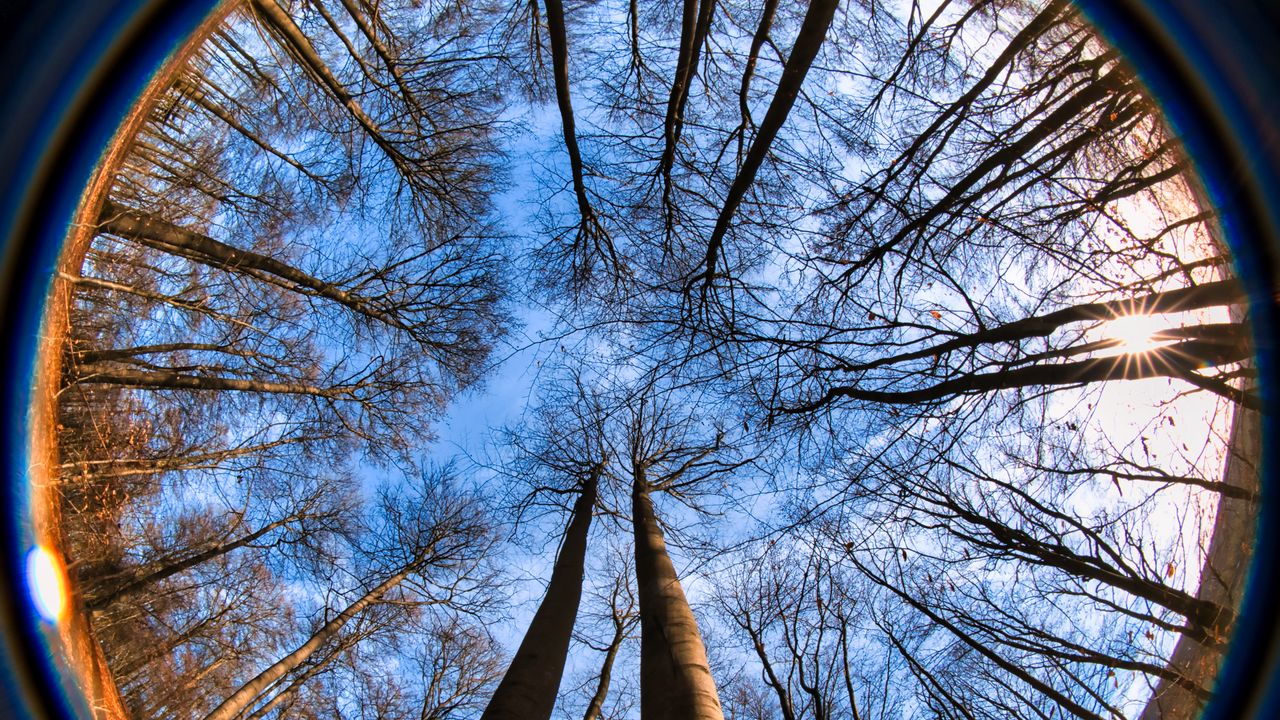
[42,0,1260,718]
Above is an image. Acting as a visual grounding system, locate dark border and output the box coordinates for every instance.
[0,2,218,717]
[1074,2,1280,718]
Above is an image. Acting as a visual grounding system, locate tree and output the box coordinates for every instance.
[55,5,514,709]
[713,544,875,720]
[576,560,640,720]
[482,464,601,720]
[621,384,752,720]
[84,476,355,612]
[204,469,498,720]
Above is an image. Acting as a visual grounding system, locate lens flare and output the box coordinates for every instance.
[26,545,67,623]
[1105,314,1163,353]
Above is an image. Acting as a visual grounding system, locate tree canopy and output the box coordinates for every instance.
[45,0,1258,718]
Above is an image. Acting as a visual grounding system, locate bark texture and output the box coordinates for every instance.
[632,480,723,720]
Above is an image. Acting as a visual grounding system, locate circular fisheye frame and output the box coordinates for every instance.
[1,1,1276,719]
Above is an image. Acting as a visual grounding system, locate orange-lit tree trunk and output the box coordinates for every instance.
[482,470,600,720]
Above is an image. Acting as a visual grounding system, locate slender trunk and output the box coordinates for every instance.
[742,620,795,720]
[790,332,1254,413]
[697,0,838,290]
[543,0,594,225]
[835,609,861,720]
[60,271,268,335]
[97,200,411,334]
[482,472,600,720]
[176,77,324,184]
[75,342,259,365]
[243,644,346,720]
[833,278,1245,374]
[337,0,421,114]
[658,0,715,241]
[246,0,404,170]
[60,435,325,482]
[839,62,1134,279]
[87,516,292,611]
[659,0,710,180]
[735,0,779,133]
[632,477,723,720]
[1019,461,1256,502]
[868,0,1073,185]
[203,562,419,720]
[71,364,355,399]
[581,611,628,720]
[932,489,1233,643]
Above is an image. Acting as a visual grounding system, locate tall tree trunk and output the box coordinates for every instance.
[632,476,723,720]
[838,60,1135,280]
[542,0,594,227]
[246,0,407,173]
[242,642,347,720]
[70,364,357,399]
[831,278,1246,374]
[734,0,780,134]
[60,434,324,480]
[97,200,413,334]
[202,562,419,720]
[659,0,716,177]
[59,271,269,335]
[482,471,600,720]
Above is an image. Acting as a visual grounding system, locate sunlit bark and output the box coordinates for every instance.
[633,472,723,720]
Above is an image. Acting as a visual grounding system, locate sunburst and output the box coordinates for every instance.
[1103,314,1169,354]
[26,545,67,623]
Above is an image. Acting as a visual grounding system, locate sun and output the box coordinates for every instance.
[26,545,67,623]
[1104,314,1165,354]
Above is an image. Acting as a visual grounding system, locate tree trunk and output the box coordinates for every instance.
[246,0,398,165]
[660,0,715,173]
[97,200,411,334]
[61,271,268,334]
[735,0,779,133]
[202,562,419,720]
[839,59,1134,279]
[70,364,356,399]
[482,471,600,720]
[542,0,593,225]
[832,278,1246,375]
[60,435,323,480]
[582,605,629,720]
[791,331,1254,413]
[242,643,346,720]
[86,515,293,611]
[632,477,723,720]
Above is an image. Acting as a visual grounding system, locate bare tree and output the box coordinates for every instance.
[204,469,498,720]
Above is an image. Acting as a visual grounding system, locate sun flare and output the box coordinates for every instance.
[26,545,67,623]
[1105,314,1164,354]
